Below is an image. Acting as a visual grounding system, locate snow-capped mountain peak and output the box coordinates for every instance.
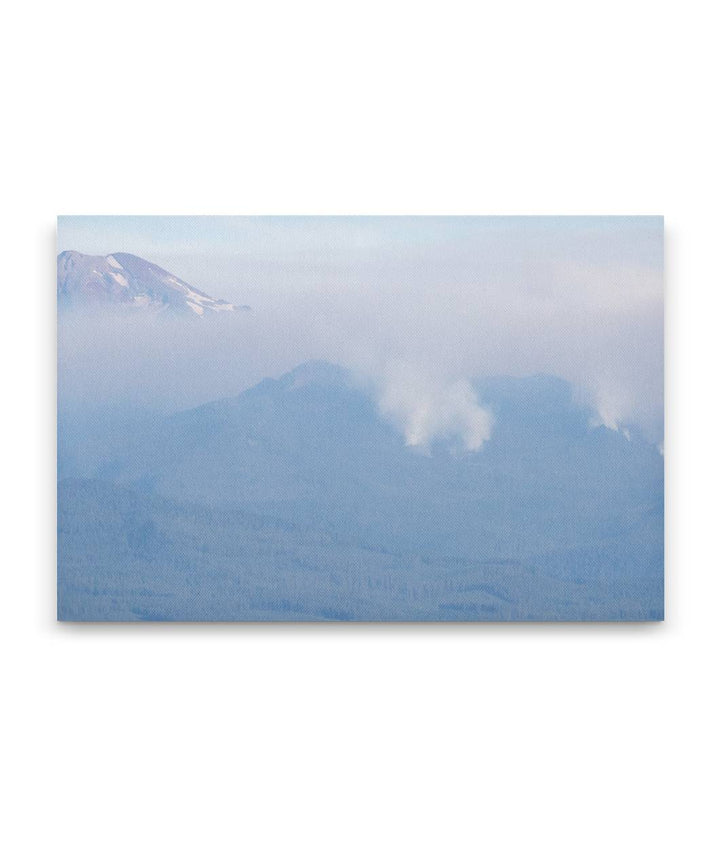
[57,250,249,316]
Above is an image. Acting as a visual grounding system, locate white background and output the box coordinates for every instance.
[2,1,718,854]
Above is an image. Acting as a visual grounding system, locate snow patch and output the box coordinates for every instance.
[109,271,129,288]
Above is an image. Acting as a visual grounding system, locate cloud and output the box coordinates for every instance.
[57,217,664,446]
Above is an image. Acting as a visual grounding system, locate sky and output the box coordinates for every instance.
[57,216,664,446]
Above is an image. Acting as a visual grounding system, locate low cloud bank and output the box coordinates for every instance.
[58,219,663,450]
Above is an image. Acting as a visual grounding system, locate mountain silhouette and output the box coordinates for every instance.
[57,250,249,316]
[58,362,663,619]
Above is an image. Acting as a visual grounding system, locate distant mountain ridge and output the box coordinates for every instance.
[59,360,663,570]
[57,360,664,620]
[57,250,249,316]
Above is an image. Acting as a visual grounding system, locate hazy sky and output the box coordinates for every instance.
[58,215,662,303]
[58,216,664,446]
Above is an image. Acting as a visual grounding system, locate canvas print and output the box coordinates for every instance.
[57,216,664,621]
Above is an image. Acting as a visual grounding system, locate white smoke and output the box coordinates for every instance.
[588,387,632,432]
[375,363,493,452]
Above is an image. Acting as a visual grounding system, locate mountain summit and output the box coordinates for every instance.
[57,251,249,316]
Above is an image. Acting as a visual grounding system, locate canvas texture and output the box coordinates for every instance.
[57,216,664,621]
